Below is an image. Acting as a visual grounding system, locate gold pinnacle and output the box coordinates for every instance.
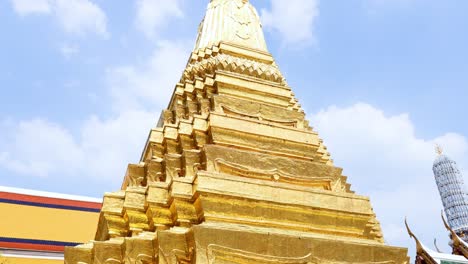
[436,144,444,155]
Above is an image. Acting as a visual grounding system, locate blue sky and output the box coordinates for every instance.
[1,0,468,258]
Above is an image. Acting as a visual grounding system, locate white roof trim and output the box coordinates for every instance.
[0,249,63,260]
[456,233,468,248]
[1,254,63,260]
[0,185,102,203]
[421,242,468,263]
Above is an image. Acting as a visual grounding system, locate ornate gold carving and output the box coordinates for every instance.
[124,187,150,234]
[125,163,146,187]
[163,110,175,124]
[204,144,343,187]
[220,104,299,127]
[214,158,333,189]
[93,239,124,264]
[125,232,158,264]
[198,191,376,239]
[96,191,128,240]
[65,243,94,264]
[307,259,396,264]
[206,244,400,264]
[200,98,211,117]
[146,158,165,183]
[207,244,313,264]
[158,227,195,264]
[184,53,285,84]
[146,183,177,229]
[184,149,203,178]
[366,216,384,243]
[165,154,183,179]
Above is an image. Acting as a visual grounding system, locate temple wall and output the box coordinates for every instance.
[0,186,101,263]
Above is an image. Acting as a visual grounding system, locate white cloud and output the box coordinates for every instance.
[10,0,108,37]
[54,0,108,37]
[261,0,319,44]
[135,0,184,39]
[10,0,52,15]
[79,110,156,183]
[0,119,84,177]
[311,103,468,253]
[364,0,416,13]
[0,112,154,187]
[60,43,80,59]
[0,40,189,188]
[367,0,415,6]
[107,41,190,111]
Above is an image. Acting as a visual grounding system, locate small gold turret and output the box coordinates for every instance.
[436,144,444,156]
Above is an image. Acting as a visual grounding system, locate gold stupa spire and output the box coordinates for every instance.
[65,1,410,263]
[194,0,268,51]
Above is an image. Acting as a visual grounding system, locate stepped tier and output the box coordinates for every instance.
[65,1,409,263]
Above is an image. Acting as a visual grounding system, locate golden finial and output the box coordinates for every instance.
[435,144,443,156]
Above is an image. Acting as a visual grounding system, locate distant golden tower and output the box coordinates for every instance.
[65,0,410,263]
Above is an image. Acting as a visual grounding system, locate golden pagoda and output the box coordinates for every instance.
[65,1,410,263]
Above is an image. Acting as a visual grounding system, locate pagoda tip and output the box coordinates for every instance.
[435,144,444,156]
[404,217,415,238]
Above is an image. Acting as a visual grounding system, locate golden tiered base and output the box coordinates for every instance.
[65,42,408,264]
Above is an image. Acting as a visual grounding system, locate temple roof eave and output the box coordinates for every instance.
[407,217,468,264]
